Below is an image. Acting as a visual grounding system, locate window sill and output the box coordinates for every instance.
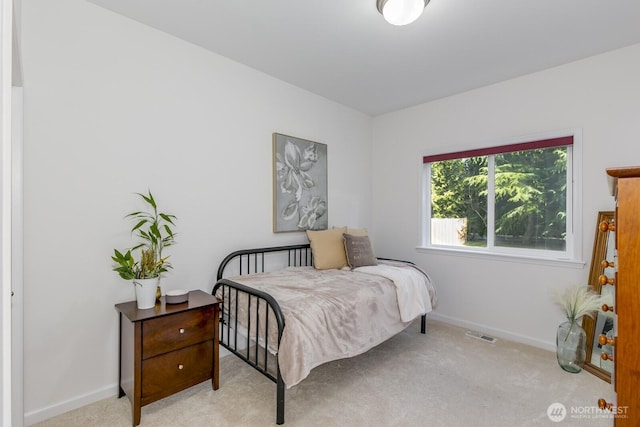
[415,246,585,269]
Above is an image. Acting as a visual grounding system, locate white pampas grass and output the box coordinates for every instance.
[554,284,603,322]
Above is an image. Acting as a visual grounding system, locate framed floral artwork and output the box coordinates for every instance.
[273,133,328,232]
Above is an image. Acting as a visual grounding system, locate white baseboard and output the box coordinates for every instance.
[427,312,556,353]
[24,351,236,426]
[24,383,118,426]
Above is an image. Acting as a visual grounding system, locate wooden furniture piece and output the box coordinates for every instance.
[597,166,640,425]
[115,290,221,426]
[582,211,615,382]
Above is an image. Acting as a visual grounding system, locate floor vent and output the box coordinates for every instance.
[465,330,497,344]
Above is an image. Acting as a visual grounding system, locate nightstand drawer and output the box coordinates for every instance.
[143,307,214,358]
[117,290,220,426]
[141,341,213,399]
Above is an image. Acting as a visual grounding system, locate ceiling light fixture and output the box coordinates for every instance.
[376,0,429,26]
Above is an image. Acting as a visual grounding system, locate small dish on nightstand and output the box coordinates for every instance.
[166,289,189,304]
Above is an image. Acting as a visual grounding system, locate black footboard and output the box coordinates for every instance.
[212,244,313,425]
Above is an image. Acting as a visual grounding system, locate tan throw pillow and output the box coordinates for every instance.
[346,227,368,236]
[334,226,368,237]
[343,233,378,269]
[306,227,348,270]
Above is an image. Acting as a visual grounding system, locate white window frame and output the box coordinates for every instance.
[419,129,583,267]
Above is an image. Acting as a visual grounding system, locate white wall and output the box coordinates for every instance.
[372,43,640,350]
[20,0,371,423]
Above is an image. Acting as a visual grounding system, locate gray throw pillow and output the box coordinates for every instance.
[343,233,378,269]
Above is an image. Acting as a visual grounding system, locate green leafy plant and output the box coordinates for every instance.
[112,191,177,281]
[112,248,170,280]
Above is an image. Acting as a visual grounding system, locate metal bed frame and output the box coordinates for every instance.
[211,243,426,425]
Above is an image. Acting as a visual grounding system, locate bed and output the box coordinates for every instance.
[211,239,437,425]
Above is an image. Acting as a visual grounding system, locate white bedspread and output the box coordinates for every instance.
[221,260,437,388]
[355,263,435,321]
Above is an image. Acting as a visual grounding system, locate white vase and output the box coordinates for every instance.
[133,277,159,309]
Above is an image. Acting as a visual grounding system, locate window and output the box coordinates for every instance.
[422,133,580,261]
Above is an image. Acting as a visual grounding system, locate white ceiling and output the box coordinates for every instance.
[88,0,640,116]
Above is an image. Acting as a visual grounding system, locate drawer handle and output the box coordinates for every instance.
[599,221,615,232]
[601,259,615,268]
[179,328,185,334]
[601,304,614,312]
[178,364,184,370]
[598,398,613,411]
[599,334,615,346]
[598,274,615,286]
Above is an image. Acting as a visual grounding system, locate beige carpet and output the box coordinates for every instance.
[34,320,615,426]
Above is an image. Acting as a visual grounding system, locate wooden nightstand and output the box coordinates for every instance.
[115,290,221,426]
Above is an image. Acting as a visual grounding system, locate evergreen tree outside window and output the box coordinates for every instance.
[423,134,579,261]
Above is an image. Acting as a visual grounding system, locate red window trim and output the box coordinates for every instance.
[422,136,573,163]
